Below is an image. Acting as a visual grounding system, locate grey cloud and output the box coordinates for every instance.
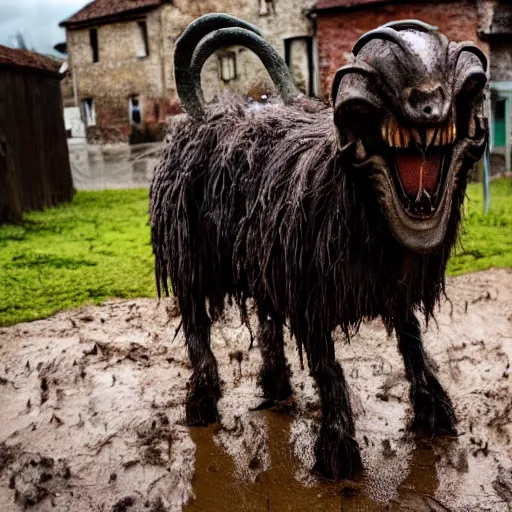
[0,1,88,56]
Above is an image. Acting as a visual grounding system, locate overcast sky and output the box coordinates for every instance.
[0,0,89,56]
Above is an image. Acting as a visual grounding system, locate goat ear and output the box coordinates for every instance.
[331,63,376,105]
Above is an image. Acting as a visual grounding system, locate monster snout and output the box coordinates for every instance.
[403,83,448,124]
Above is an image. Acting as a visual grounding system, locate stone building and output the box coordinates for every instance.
[60,0,315,143]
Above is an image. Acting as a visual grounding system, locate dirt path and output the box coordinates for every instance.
[0,269,511,511]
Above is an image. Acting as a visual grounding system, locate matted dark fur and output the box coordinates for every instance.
[150,15,488,480]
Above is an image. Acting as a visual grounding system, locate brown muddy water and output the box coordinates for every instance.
[0,269,511,511]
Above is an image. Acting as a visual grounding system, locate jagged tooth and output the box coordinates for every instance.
[452,122,457,142]
[388,118,395,147]
[425,128,435,148]
[394,122,402,147]
[412,129,421,145]
[447,122,453,143]
[441,126,447,146]
[468,117,476,138]
[434,128,441,146]
[401,126,411,147]
[381,121,388,143]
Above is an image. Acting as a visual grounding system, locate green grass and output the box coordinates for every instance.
[449,178,512,275]
[0,180,511,327]
[0,189,154,327]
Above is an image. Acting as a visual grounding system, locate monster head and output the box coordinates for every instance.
[333,20,488,253]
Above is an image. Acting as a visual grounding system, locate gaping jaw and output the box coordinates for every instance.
[384,118,455,218]
[377,118,458,252]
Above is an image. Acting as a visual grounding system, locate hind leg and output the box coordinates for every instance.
[256,306,292,404]
[182,298,220,426]
[396,311,456,436]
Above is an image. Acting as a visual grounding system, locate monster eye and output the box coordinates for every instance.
[459,71,487,99]
[331,63,376,104]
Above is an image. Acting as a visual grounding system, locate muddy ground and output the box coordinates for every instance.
[1,268,511,511]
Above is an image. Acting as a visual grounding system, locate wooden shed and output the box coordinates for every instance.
[0,45,74,223]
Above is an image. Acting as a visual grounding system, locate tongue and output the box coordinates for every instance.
[396,153,441,197]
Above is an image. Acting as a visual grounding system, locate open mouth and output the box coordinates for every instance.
[381,117,456,219]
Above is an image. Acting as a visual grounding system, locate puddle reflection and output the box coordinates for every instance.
[186,411,450,511]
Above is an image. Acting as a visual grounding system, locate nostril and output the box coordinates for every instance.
[423,106,433,115]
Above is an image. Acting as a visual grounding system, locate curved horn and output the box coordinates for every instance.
[331,62,377,103]
[190,27,299,107]
[382,20,438,32]
[174,13,262,117]
[352,27,418,60]
[452,42,488,73]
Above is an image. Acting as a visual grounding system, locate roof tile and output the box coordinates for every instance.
[60,0,163,29]
[0,45,62,75]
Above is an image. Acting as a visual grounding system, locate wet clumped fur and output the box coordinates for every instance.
[150,14,488,479]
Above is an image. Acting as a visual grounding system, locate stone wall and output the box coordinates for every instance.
[315,0,489,99]
[159,0,315,102]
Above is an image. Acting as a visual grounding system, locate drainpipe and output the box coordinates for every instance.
[506,93,512,173]
[310,12,319,98]
[72,63,78,107]
[159,8,166,97]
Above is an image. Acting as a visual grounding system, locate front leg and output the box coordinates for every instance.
[256,306,292,404]
[299,324,362,480]
[396,311,456,436]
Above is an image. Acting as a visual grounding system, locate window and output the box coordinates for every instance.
[90,28,99,63]
[129,96,142,125]
[135,21,149,58]
[259,0,276,16]
[284,36,315,96]
[219,52,237,82]
[82,98,96,127]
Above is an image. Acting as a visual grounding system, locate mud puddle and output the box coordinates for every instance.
[0,269,511,511]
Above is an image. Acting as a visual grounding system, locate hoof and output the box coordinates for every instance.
[258,368,293,403]
[313,427,363,480]
[411,379,457,437]
[186,392,219,426]
[185,364,221,427]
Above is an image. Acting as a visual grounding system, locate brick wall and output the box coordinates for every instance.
[316,0,489,99]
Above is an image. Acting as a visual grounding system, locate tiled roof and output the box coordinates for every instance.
[315,0,392,10]
[60,0,164,29]
[0,45,62,75]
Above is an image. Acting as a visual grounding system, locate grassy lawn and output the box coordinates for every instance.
[448,178,512,275]
[0,180,511,327]
[0,189,154,327]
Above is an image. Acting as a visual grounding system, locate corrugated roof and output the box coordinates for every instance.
[0,45,62,75]
[60,0,164,29]
[315,0,391,10]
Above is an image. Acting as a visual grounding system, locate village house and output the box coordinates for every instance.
[60,0,316,144]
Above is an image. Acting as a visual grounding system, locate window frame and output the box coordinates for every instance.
[89,28,99,63]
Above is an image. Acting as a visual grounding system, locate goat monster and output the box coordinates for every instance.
[150,14,488,480]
